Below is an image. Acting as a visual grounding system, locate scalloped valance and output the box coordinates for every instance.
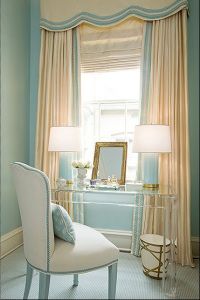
[40,0,188,31]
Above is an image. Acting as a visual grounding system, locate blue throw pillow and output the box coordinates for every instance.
[51,203,76,244]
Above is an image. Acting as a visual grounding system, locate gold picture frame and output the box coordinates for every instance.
[91,142,127,185]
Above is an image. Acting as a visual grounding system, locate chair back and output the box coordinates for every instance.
[11,162,55,271]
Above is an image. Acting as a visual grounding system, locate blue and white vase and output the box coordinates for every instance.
[77,168,87,187]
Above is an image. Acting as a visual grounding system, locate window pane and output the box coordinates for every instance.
[100,104,125,140]
[81,68,141,182]
[83,104,98,159]
[81,69,140,102]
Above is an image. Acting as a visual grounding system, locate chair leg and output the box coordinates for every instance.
[108,262,118,299]
[39,272,50,299]
[73,274,79,286]
[23,263,33,299]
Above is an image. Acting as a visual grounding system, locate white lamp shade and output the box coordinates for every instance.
[132,125,171,153]
[48,126,82,152]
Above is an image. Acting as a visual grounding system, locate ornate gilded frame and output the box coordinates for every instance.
[91,142,127,185]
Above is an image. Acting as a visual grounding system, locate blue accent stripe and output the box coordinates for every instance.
[137,22,152,181]
[40,0,188,31]
[131,194,144,256]
[72,28,80,127]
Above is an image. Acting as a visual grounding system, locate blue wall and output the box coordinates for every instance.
[1,0,30,235]
[188,0,199,237]
[29,0,40,166]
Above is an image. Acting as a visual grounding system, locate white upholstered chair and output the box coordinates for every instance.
[11,162,119,299]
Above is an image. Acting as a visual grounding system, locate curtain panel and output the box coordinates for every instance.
[140,10,193,266]
[35,28,81,186]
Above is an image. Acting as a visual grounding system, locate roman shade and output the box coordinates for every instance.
[80,18,144,72]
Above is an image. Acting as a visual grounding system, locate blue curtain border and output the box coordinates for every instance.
[40,0,188,31]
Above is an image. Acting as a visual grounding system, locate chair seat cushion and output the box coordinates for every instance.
[50,222,119,273]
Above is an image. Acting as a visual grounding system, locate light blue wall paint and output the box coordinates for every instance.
[1,0,30,235]
[29,0,40,167]
[29,1,199,236]
[188,0,199,237]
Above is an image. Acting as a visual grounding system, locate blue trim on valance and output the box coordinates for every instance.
[40,0,188,31]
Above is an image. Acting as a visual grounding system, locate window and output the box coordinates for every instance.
[80,19,143,181]
[81,68,141,181]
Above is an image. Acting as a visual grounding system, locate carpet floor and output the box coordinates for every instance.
[1,246,199,299]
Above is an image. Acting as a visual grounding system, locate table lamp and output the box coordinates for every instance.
[132,124,171,189]
[48,126,82,182]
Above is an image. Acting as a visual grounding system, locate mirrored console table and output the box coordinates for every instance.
[51,184,177,297]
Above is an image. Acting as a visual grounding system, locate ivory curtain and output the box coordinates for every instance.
[141,10,193,266]
[35,28,81,217]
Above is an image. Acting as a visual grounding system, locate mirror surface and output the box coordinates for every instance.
[92,142,127,184]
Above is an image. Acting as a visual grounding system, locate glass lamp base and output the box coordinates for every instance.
[142,153,159,190]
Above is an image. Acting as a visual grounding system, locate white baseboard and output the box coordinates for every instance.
[0,227,23,259]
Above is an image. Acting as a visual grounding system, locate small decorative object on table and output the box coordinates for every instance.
[56,178,66,189]
[107,175,119,189]
[66,180,73,186]
[72,161,91,187]
[90,179,97,187]
[95,175,119,191]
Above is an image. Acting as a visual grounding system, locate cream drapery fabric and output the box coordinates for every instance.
[142,10,193,266]
[35,28,81,216]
